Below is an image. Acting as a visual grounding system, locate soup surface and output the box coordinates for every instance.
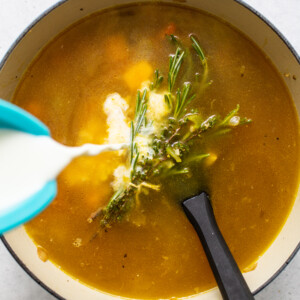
[13,3,299,299]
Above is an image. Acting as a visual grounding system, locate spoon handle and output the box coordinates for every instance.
[182,192,254,300]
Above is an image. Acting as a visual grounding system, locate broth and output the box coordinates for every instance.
[13,3,299,299]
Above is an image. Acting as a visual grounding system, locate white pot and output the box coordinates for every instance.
[0,1,299,299]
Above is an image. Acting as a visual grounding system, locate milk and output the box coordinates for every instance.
[0,129,127,212]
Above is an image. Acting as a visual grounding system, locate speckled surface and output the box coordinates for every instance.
[0,0,299,299]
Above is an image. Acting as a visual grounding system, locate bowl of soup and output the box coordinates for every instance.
[0,0,299,299]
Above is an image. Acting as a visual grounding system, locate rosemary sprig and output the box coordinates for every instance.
[164,94,173,110]
[150,69,163,90]
[174,82,195,119]
[190,34,210,92]
[168,47,185,92]
[130,90,148,178]
[134,89,147,134]
[130,144,139,180]
[168,34,194,81]
[190,35,207,66]
[130,121,135,163]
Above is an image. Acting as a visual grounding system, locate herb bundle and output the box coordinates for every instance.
[89,35,251,228]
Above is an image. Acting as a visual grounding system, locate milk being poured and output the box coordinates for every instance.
[0,129,127,212]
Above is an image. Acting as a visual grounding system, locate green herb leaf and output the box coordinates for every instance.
[150,69,164,90]
[218,104,240,127]
[168,47,185,92]
[190,35,206,65]
[174,82,195,119]
[166,146,182,163]
[133,89,148,139]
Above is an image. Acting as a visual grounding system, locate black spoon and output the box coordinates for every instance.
[182,192,254,300]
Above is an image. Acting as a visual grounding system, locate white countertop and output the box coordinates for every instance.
[0,0,299,299]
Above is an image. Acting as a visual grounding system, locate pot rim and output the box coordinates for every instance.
[0,0,299,299]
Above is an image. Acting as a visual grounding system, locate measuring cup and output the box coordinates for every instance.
[0,99,56,233]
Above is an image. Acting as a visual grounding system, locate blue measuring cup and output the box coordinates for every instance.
[0,99,57,233]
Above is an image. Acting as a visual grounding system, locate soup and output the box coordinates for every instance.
[13,3,299,299]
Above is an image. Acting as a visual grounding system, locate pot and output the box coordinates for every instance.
[0,0,299,299]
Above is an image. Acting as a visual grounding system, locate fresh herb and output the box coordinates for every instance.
[134,89,147,133]
[150,69,163,90]
[89,34,251,228]
[168,47,185,92]
[174,82,195,119]
[190,35,206,66]
[168,34,179,45]
[190,34,210,90]
[164,94,173,110]
[167,34,193,80]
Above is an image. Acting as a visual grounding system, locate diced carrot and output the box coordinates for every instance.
[165,22,176,36]
[159,22,176,39]
[123,61,153,91]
